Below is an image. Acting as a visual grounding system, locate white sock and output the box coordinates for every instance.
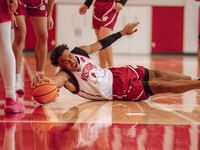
[16,73,22,83]
[6,87,16,100]
[36,71,44,76]
[191,77,199,80]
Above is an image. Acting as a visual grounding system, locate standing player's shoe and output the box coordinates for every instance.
[15,81,24,94]
[4,94,25,113]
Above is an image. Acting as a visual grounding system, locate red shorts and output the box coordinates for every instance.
[109,65,149,101]
[15,0,47,17]
[92,0,119,30]
[0,0,10,23]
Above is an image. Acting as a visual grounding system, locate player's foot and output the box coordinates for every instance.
[16,81,24,94]
[4,94,25,113]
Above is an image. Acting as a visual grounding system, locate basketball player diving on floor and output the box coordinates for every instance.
[32,22,200,101]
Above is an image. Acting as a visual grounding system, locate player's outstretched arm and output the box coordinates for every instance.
[32,71,75,91]
[79,22,139,55]
[55,71,76,92]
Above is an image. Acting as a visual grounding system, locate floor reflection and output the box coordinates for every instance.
[0,54,200,149]
[1,113,199,150]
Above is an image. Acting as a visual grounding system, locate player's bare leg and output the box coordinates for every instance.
[30,16,48,75]
[149,80,200,95]
[12,16,26,93]
[95,27,113,68]
[12,16,26,75]
[149,69,193,81]
[95,29,106,68]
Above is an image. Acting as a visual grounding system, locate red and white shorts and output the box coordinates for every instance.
[14,0,47,17]
[0,0,10,23]
[92,0,119,30]
[109,65,149,101]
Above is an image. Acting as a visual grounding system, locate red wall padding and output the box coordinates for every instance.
[152,6,184,53]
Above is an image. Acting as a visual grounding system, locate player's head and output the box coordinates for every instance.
[50,44,80,71]
[51,44,69,67]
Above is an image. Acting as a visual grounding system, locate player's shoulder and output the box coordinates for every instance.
[56,70,69,78]
[71,47,90,57]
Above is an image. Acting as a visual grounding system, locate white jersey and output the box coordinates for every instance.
[62,47,113,100]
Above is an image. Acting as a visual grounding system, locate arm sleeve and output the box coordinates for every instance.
[98,32,122,50]
[84,0,94,8]
[117,0,128,6]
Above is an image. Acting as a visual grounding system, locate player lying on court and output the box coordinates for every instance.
[33,22,200,101]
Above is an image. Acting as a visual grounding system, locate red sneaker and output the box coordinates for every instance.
[4,94,25,113]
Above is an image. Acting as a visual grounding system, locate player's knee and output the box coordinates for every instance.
[152,81,169,93]
[15,33,26,44]
[150,69,162,79]
[155,70,163,78]
[37,32,48,41]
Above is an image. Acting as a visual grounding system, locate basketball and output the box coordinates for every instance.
[32,77,58,104]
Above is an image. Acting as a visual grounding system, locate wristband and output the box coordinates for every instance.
[84,0,94,8]
[98,32,122,50]
[117,0,127,6]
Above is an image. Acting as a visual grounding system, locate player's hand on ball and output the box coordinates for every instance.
[32,74,44,88]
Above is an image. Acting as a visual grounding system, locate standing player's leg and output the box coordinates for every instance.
[0,22,25,113]
[12,15,26,94]
[0,22,16,100]
[30,16,48,76]
[95,29,107,68]
[92,1,118,68]
[98,27,113,68]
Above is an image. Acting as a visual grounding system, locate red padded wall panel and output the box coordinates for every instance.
[152,6,184,53]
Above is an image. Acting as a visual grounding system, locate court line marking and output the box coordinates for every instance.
[24,58,34,79]
[148,94,181,102]
[126,113,145,116]
[151,103,200,124]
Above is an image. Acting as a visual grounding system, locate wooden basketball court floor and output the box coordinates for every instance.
[0,53,200,150]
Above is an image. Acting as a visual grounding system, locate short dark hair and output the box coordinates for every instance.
[50,44,69,67]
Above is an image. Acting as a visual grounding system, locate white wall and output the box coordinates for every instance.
[56,4,96,50]
[56,0,200,54]
[183,0,199,54]
[112,6,151,54]
[56,3,151,54]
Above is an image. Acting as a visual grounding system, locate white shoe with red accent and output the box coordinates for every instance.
[15,81,24,94]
